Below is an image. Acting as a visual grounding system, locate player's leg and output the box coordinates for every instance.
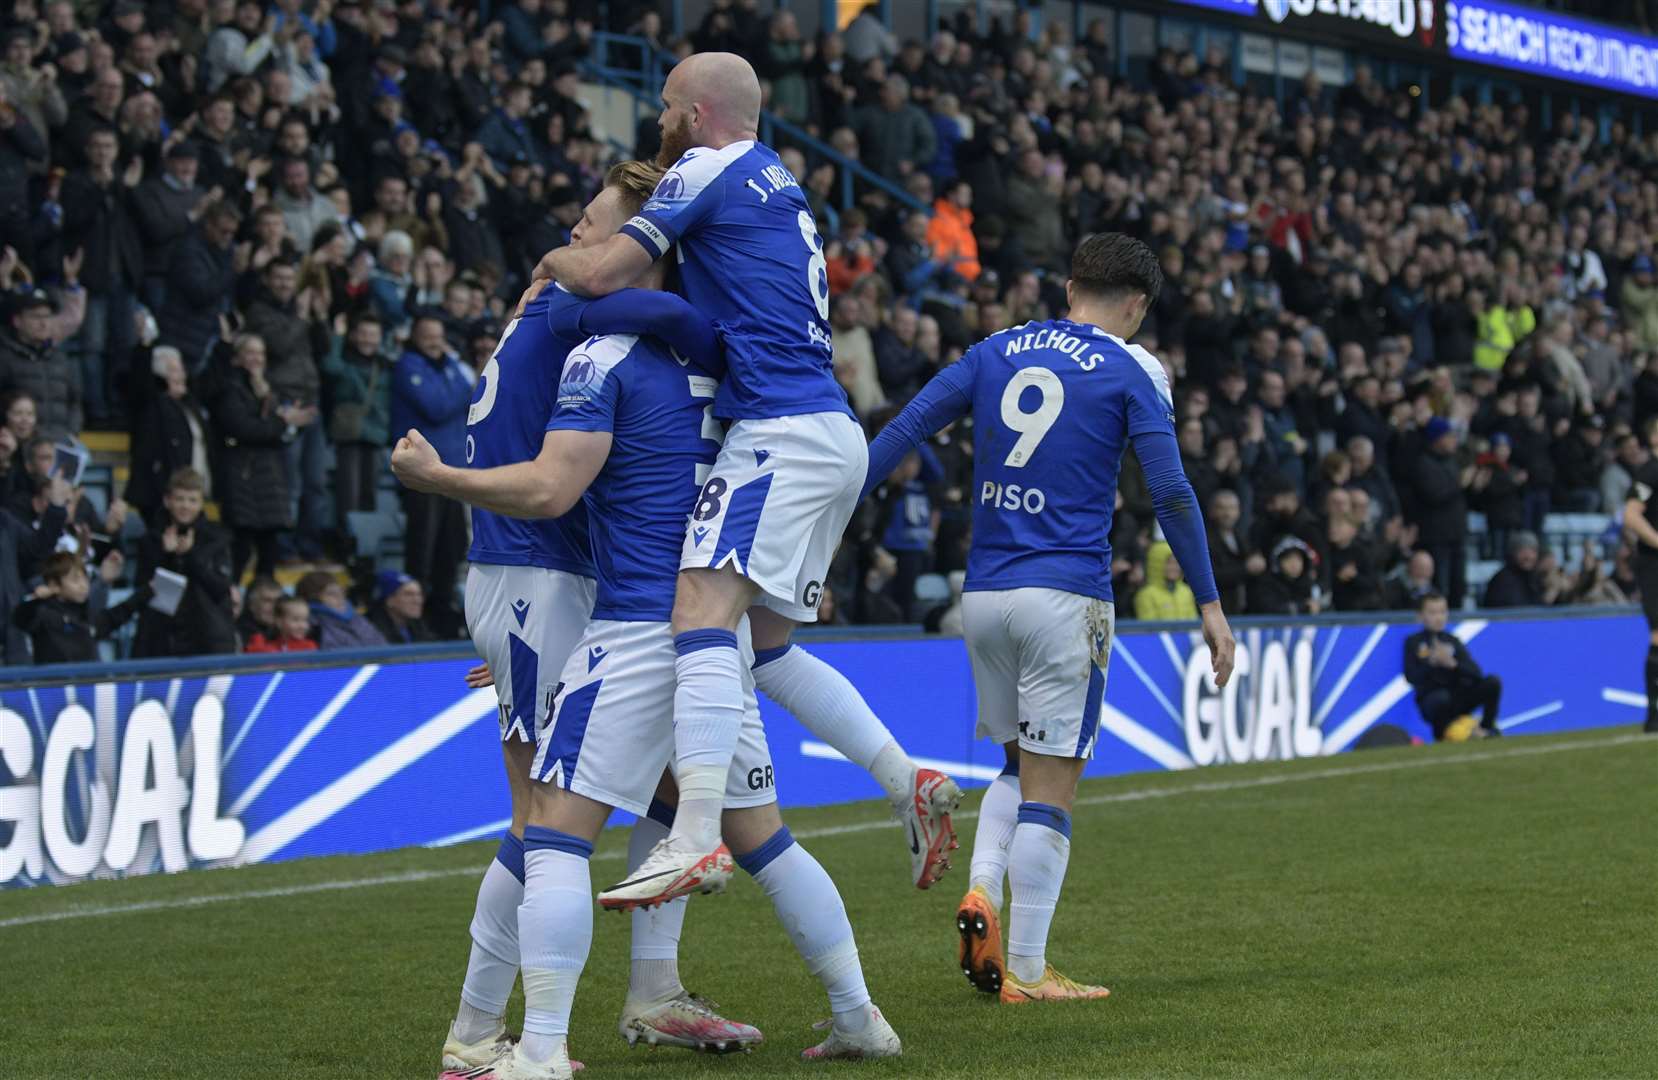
[998,590,1112,1004]
[1641,577,1658,731]
[954,590,1022,993]
[617,770,762,1054]
[1647,628,1658,733]
[748,604,961,889]
[1473,675,1503,735]
[1417,688,1455,741]
[720,695,899,1061]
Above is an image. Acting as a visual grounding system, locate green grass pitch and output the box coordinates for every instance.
[2,727,1654,1079]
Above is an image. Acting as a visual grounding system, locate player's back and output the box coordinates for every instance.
[624,141,848,421]
[547,332,724,620]
[963,318,1175,602]
[466,293,592,576]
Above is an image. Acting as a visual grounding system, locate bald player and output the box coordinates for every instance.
[534,54,963,911]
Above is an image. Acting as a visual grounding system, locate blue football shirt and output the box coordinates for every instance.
[464,292,593,576]
[545,332,725,621]
[620,140,852,422]
[865,319,1218,605]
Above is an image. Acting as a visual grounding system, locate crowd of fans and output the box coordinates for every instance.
[2,0,1657,664]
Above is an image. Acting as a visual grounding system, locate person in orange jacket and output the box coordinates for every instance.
[926,180,980,282]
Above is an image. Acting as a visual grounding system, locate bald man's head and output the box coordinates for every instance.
[657,52,761,165]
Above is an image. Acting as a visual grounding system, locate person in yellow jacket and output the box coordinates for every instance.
[1135,540,1199,621]
[1472,283,1536,371]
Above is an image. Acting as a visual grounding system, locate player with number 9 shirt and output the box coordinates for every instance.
[863,233,1237,1005]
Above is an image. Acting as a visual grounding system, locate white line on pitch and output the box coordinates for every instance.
[1,730,1646,930]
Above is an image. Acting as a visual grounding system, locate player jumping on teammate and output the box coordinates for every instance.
[864,233,1237,1003]
[531,53,960,905]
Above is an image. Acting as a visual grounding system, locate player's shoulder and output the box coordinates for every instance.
[647,141,758,208]
[1102,331,1173,405]
[557,332,638,405]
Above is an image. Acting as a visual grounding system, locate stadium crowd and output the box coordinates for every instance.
[2,0,1657,663]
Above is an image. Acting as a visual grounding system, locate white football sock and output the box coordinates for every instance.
[1007,803,1072,984]
[454,835,524,1042]
[628,808,687,1001]
[752,644,913,802]
[968,770,1022,910]
[670,631,745,851]
[737,826,871,1029]
[519,831,593,1064]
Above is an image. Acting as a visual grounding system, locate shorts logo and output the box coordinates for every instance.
[691,526,710,547]
[587,645,607,672]
[511,598,530,628]
[753,448,770,467]
[802,580,822,608]
[746,764,774,790]
[1018,720,1048,743]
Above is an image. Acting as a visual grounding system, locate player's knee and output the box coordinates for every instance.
[1016,750,1084,813]
[722,803,784,856]
[670,567,752,635]
[746,604,796,651]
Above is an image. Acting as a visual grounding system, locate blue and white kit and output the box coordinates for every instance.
[866,319,1219,758]
[462,287,719,743]
[529,328,776,815]
[622,140,865,623]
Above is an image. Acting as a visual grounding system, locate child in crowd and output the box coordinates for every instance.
[13,552,150,664]
[245,595,319,653]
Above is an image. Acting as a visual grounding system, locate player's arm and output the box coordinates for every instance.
[562,289,722,373]
[1624,493,1658,549]
[534,233,655,297]
[862,351,977,499]
[391,427,610,518]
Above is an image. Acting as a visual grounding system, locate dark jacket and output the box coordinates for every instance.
[0,111,45,224]
[310,602,388,650]
[13,587,151,665]
[205,365,293,530]
[131,176,201,279]
[1473,462,1524,531]
[369,604,435,644]
[1206,524,1256,616]
[0,327,82,442]
[1482,563,1545,608]
[1403,628,1484,693]
[61,169,145,293]
[158,226,236,367]
[1551,431,1603,503]
[124,366,206,518]
[243,291,323,406]
[1327,537,1383,611]
[0,504,68,663]
[131,516,238,658]
[1409,448,1468,546]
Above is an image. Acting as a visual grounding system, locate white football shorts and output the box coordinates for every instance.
[530,617,777,817]
[679,411,866,623]
[961,587,1114,759]
[464,563,597,744]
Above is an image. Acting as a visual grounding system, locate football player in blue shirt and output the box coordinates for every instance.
[864,234,1237,1004]
[401,163,762,1071]
[532,53,960,907]
[398,170,901,1080]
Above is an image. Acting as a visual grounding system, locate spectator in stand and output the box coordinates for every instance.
[368,569,433,644]
[158,201,240,370]
[1481,532,1552,609]
[61,125,144,428]
[391,313,472,637]
[1410,417,1471,607]
[321,309,392,546]
[873,445,942,617]
[1603,430,1649,514]
[1249,537,1323,616]
[238,576,282,647]
[0,471,69,662]
[853,75,935,181]
[132,141,215,312]
[830,293,884,419]
[295,569,385,650]
[0,288,83,442]
[245,593,316,653]
[243,257,329,557]
[1552,415,1606,512]
[12,549,148,665]
[205,331,310,577]
[1205,489,1262,615]
[131,467,236,658]
[1326,514,1382,611]
[1385,550,1438,611]
[271,156,338,256]
[124,345,208,522]
[1404,592,1502,740]
[1471,432,1525,560]
[1135,542,1198,621]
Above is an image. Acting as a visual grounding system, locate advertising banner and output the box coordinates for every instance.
[0,612,1639,888]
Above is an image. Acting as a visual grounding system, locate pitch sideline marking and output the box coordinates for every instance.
[1,731,1647,930]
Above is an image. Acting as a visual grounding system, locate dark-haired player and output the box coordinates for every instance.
[1622,450,1658,732]
[864,233,1236,1003]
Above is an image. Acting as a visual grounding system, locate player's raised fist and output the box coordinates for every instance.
[390,429,443,492]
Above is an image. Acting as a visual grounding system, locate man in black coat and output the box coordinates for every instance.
[1481,531,1548,609]
[1409,417,1469,607]
[157,202,239,369]
[124,345,206,521]
[1205,488,1261,615]
[0,476,69,663]
[61,125,145,426]
[1404,592,1502,740]
[131,466,237,658]
[131,141,217,313]
[0,80,46,263]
